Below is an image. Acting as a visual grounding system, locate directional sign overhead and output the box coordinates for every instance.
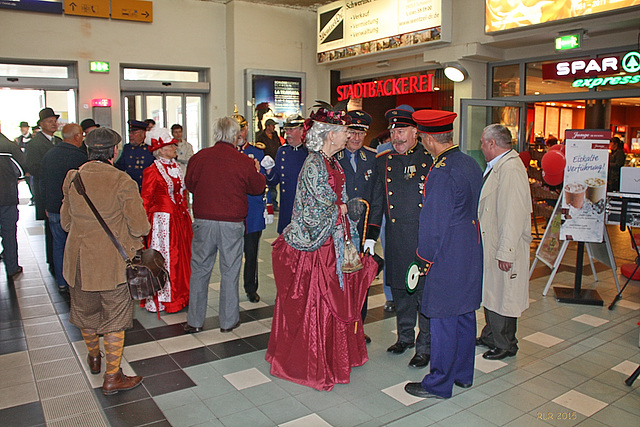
[111,0,152,23]
[64,0,109,18]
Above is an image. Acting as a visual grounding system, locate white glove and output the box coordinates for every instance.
[264,211,274,225]
[261,155,275,170]
[363,239,376,255]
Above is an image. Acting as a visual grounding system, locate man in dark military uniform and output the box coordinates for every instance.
[115,120,154,190]
[405,110,483,400]
[266,114,307,234]
[335,109,377,343]
[364,105,432,368]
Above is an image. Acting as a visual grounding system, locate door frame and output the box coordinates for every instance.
[459,99,528,152]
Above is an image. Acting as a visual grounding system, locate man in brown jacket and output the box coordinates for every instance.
[62,128,150,395]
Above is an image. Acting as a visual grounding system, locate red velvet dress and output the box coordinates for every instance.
[141,158,193,313]
[266,157,378,391]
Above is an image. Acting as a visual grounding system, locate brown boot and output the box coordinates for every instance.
[87,352,101,374]
[102,369,142,395]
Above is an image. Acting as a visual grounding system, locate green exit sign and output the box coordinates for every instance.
[90,61,110,73]
[555,34,581,51]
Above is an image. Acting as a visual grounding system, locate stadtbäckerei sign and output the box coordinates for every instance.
[541,50,640,89]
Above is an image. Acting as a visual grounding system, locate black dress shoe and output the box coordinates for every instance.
[476,337,494,348]
[383,301,395,312]
[408,353,430,368]
[387,341,414,354]
[7,266,23,280]
[454,381,472,388]
[184,324,203,334]
[482,348,517,360]
[220,321,241,333]
[247,292,260,303]
[404,382,446,399]
[364,334,371,344]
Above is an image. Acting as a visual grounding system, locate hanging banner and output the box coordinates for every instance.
[559,129,611,243]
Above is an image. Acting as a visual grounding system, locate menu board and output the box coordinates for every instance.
[559,130,611,243]
[317,0,443,63]
[486,0,640,33]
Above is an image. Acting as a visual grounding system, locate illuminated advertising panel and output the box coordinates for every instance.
[317,0,443,63]
[486,0,640,33]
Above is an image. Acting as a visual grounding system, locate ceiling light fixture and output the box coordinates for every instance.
[443,63,468,82]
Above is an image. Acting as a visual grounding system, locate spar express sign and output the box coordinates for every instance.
[542,50,640,89]
[336,74,434,101]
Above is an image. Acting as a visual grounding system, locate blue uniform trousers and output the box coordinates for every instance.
[421,311,476,398]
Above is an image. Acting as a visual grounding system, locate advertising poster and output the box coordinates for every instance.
[251,74,304,133]
[559,130,611,243]
[537,208,563,267]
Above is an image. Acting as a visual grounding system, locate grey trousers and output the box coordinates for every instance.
[187,219,244,329]
[479,307,518,352]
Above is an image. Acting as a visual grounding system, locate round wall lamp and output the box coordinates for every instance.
[444,63,469,82]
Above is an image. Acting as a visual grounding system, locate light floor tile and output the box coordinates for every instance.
[208,282,220,291]
[368,293,387,308]
[474,353,508,373]
[0,364,34,389]
[195,329,237,346]
[522,332,565,348]
[224,367,271,390]
[552,390,608,417]
[382,381,425,406]
[162,312,188,325]
[232,320,271,338]
[158,334,203,354]
[610,360,638,376]
[123,340,167,362]
[0,351,30,371]
[617,300,640,310]
[571,314,609,327]
[239,300,269,311]
[279,413,331,427]
[0,381,38,410]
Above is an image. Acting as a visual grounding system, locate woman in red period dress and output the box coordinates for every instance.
[266,103,378,391]
[141,128,192,313]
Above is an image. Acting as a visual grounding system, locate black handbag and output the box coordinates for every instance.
[72,173,168,300]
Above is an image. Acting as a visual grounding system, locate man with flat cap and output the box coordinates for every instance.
[363,104,432,368]
[335,110,377,342]
[404,109,483,400]
[266,114,307,234]
[115,120,154,190]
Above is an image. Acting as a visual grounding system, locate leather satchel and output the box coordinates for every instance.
[72,173,168,300]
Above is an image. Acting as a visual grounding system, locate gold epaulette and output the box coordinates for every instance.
[376,149,392,158]
[254,142,266,150]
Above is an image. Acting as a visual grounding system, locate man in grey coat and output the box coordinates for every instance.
[476,124,533,360]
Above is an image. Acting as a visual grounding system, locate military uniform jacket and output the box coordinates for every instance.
[335,147,377,240]
[114,143,155,190]
[240,142,269,234]
[266,144,308,234]
[367,142,432,289]
[417,146,483,318]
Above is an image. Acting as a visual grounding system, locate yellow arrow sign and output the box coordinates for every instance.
[64,0,109,18]
[111,0,153,23]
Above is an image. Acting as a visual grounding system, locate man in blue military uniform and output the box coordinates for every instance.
[266,114,307,234]
[405,109,483,400]
[335,109,377,343]
[233,108,271,303]
[363,105,432,368]
[115,120,154,190]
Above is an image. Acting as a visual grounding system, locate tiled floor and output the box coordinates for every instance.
[1,183,639,426]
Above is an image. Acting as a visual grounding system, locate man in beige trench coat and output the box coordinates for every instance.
[476,124,533,360]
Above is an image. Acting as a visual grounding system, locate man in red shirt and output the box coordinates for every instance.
[184,117,266,333]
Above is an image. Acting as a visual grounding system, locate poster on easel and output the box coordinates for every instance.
[536,201,563,268]
[560,130,611,243]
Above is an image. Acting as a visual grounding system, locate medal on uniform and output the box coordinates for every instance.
[404,165,416,180]
[406,262,420,293]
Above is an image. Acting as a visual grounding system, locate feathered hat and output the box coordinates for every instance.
[145,127,177,152]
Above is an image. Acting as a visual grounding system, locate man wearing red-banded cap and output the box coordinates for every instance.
[364,105,432,369]
[404,109,483,400]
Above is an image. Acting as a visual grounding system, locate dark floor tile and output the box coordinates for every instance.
[0,337,27,355]
[0,305,22,323]
[202,317,221,330]
[60,317,82,341]
[0,400,45,427]
[143,369,196,397]
[102,397,166,427]
[170,346,220,368]
[208,338,256,359]
[243,332,270,351]
[0,319,22,330]
[93,381,151,408]
[49,290,70,304]
[124,329,155,347]
[0,326,25,341]
[365,306,396,323]
[130,319,145,332]
[144,421,172,427]
[244,305,274,321]
[239,310,255,323]
[53,300,70,315]
[146,323,187,340]
[129,355,181,377]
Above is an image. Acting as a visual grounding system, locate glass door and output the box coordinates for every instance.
[459,99,527,168]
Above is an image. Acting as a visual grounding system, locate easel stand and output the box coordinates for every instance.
[553,241,603,306]
[608,198,640,310]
